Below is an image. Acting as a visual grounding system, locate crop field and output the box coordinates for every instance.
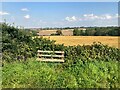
[38,29,73,36]
[42,36,120,48]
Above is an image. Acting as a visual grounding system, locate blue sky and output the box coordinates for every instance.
[0,2,118,28]
[1,0,120,2]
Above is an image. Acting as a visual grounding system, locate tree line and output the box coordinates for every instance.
[73,27,120,36]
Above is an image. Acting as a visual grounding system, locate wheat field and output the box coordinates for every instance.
[42,36,120,48]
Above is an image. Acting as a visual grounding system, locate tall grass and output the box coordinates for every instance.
[2,58,119,88]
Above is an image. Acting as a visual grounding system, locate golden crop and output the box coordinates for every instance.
[42,36,120,48]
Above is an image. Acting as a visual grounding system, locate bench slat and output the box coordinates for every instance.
[37,58,64,62]
[38,50,64,53]
[38,54,64,58]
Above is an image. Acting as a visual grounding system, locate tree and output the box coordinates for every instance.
[73,28,80,36]
[56,30,62,35]
[85,29,96,36]
[2,23,34,61]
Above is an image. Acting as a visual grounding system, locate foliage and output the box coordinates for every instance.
[2,23,33,61]
[56,30,62,35]
[51,30,63,36]
[73,27,120,36]
[2,23,56,62]
[2,58,119,88]
[63,42,120,66]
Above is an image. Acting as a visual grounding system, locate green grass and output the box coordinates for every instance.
[2,58,119,88]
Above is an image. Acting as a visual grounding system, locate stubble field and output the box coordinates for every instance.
[42,36,120,48]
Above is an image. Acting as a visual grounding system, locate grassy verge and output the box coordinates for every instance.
[2,58,119,88]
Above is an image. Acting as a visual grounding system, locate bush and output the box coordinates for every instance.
[56,30,62,35]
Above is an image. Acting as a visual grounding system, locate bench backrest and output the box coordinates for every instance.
[37,50,64,62]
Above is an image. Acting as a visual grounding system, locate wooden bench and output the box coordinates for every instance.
[37,50,64,62]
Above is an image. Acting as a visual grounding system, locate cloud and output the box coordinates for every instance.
[0,11,9,15]
[104,14,112,19]
[24,14,30,19]
[100,14,112,20]
[21,8,29,11]
[65,16,77,22]
[83,14,116,20]
[83,14,99,20]
[65,14,115,22]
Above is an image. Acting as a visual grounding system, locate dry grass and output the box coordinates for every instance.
[42,36,120,48]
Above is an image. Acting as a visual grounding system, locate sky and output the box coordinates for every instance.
[0,2,119,28]
[1,0,120,2]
